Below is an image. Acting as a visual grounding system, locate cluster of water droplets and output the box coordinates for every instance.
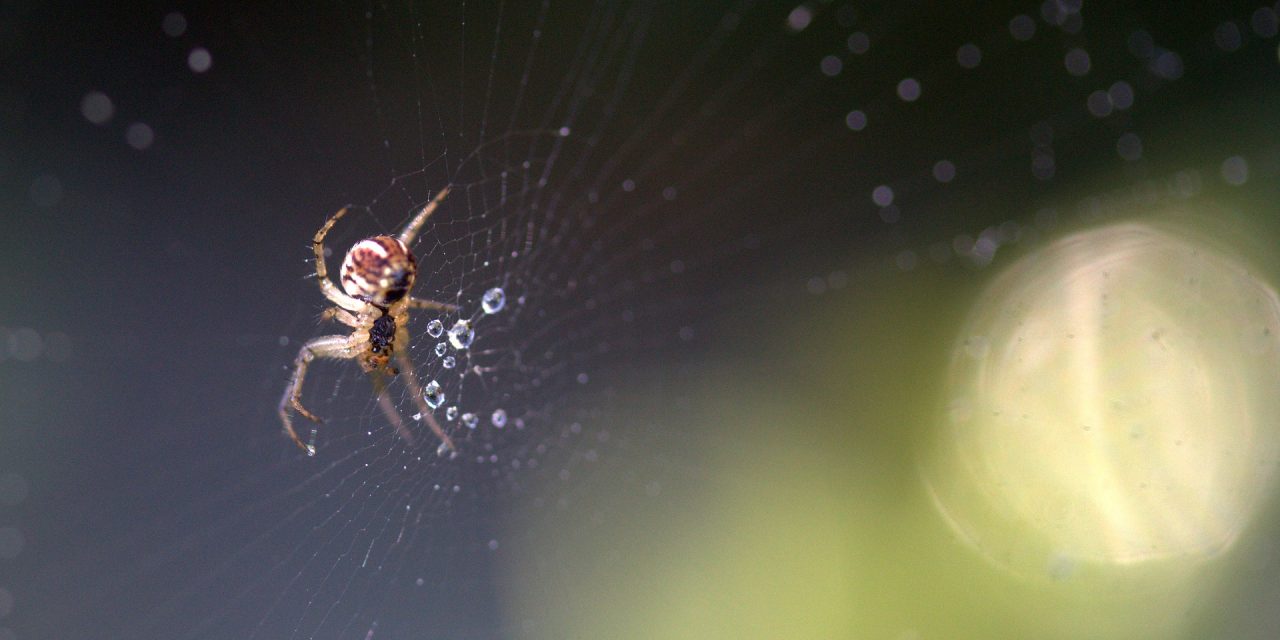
[416,287,512,452]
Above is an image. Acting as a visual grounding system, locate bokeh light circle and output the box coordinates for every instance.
[923,221,1280,579]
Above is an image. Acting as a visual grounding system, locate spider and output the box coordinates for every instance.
[279,187,457,456]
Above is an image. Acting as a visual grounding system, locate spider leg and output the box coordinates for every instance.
[397,186,451,247]
[321,307,360,327]
[370,371,416,446]
[313,207,365,312]
[393,322,456,452]
[279,334,354,455]
[407,297,460,313]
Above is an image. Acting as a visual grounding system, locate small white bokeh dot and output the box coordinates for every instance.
[1221,156,1249,185]
[1214,21,1243,52]
[872,184,894,207]
[847,32,870,54]
[844,109,867,131]
[820,55,843,76]
[1009,15,1036,41]
[126,122,155,150]
[1108,81,1135,110]
[1152,51,1184,80]
[897,78,921,102]
[80,91,114,125]
[558,126,571,136]
[933,160,956,183]
[957,43,982,69]
[1064,48,1091,76]
[188,47,212,73]
[786,6,813,32]
[1116,133,1143,162]
[1254,8,1279,37]
[1086,90,1113,118]
[621,178,636,192]
[162,12,187,37]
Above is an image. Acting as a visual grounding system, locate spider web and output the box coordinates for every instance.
[16,1,1280,638]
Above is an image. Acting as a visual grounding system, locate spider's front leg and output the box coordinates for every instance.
[312,207,365,312]
[321,307,360,327]
[279,335,353,455]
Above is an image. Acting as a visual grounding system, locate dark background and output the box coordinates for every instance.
[3,0,1280,638]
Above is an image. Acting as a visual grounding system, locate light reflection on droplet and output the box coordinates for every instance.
[424,380,445,409]
[427,319,444,338]
[482,287,506,314]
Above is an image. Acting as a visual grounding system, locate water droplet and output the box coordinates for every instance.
[491,409,507,428]
[436,442,450,457]
[427,319,444,338]
[446,406,459,421]
[448,320,474,349]
[462,412,479,429]
[482,287,506,314]
[434,342,447,356]
[424,380,445,409]
[442,355,456,369]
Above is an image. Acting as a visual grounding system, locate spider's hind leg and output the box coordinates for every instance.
[371,370,416,446]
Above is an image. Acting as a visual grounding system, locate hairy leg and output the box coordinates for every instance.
[398,187,451,246]
[279,335,354,455]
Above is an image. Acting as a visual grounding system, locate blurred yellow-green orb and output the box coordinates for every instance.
[925,221,1280,578]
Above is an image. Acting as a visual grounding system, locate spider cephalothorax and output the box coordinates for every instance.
[278,187,458,456]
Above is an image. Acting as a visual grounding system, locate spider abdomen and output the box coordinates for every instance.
[340,236,417,306]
